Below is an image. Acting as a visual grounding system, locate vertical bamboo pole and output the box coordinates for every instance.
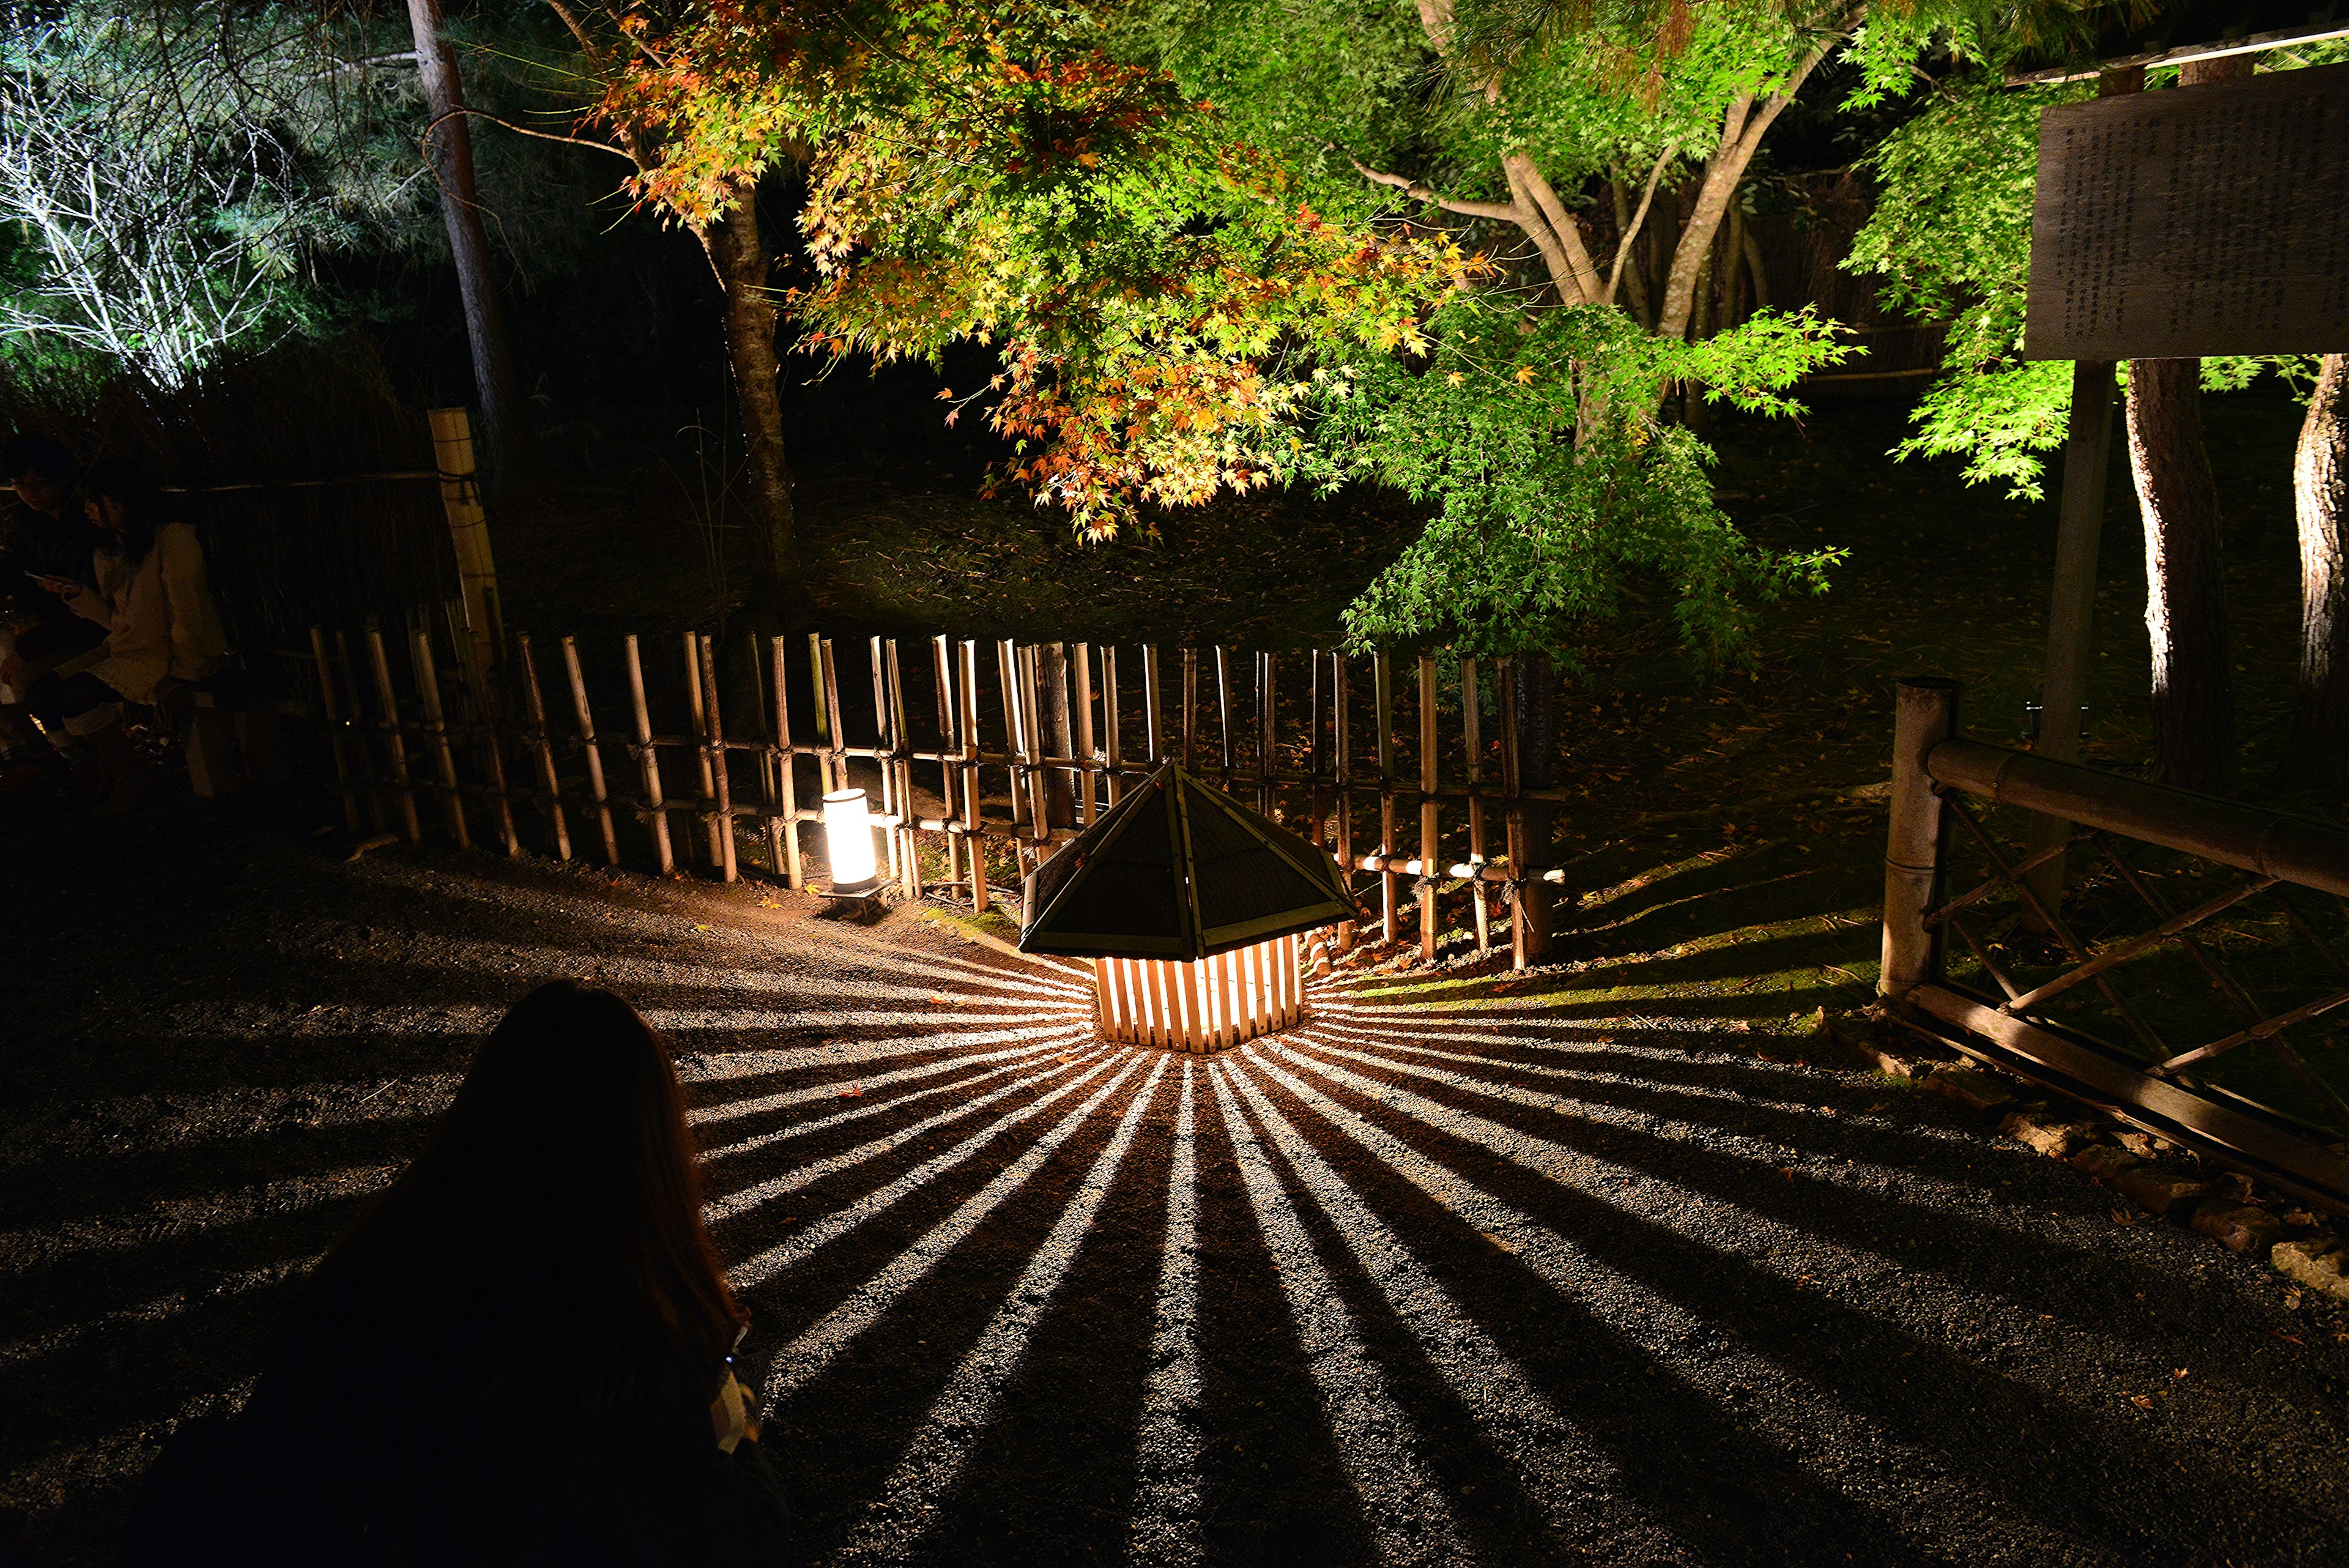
[770,636,801,888]
[1418,654,1439,962]
[625,634,674,876]
[697,634,737,883]
[1498,656,1527,971]
[308,626,362,831]
[1333,652,1354,954]
[1181,647,1198,771]
[932,635,960,896]
[335,629,388,834]
[820,637,847,810]
[409,625,471,850]
[683,635,720,869]
[996,640,1026,833]
[426,407,502,696]
[1214,645,1234,783]
[807,633,831,791]
[1102,645,1123,804]
[961,640,987,913]
[516,635,572,861]
[363,625,421,842]
[1462,656,1490,957]
[474,653,521,858]
[1881,678,1959,1000]
[1074,642,1096,825]
[562,636,620,866]
[1258,651,1277,816]
[1375,650,1397,945]
[1019,644,1052,850]
[887,639,919,899]
[1308,651,1326,848]
[1141,645,1163,764]
[870,637,901,889]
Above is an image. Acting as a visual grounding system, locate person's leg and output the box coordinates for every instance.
[58,673,150,814]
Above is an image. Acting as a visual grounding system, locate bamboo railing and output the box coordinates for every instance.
[297,620,1572,968]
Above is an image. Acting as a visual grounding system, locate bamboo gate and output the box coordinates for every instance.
[290,622,1571,970]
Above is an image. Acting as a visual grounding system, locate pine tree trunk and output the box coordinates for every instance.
[406,0,536,496]
[2282,352,2349,792]
[2126,357,2235,794]
[697,184,800,606]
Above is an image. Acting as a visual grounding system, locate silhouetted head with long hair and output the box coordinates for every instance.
[301,980,742,1422]
[78,457,168,568]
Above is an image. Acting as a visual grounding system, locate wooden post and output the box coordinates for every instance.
[1019,644,1052,849]
[409,624,471,850]
[1215,645,1234,783]
[996,640,1026,833]
[625,634,674,876]
[870,637,901,889]
[1881,678,1960,1001]
[335,630,388,834]
[771,636,801,888]
[426,407,502,696]
[562,635,620,866]
[1418,653,1439,962]
[1308,650,1326,848]
[807,633,831,791]
[886,639,918,898]
[699,634,738,883]
[309,626,362,832]
[1257,651,1276,816]
[1141,645,1162,764]
[684,635,721,869]
[1333,652,1354,954]
[1462,657,1490,957]
[932,635,959,894]
[961,640,987,912]
[1074,642,1096,825]
[1499,656,1527,970]
[1102,645,1123,804]
[471,650,521,856]
[2026,357,2119,917]
[516,634,571,860]
[1375,650,1397,945]
[820,637,847,807]
[1181,647,1198,772]
[363,624,421,842]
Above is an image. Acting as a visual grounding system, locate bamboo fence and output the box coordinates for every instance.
[293,622,1575,969]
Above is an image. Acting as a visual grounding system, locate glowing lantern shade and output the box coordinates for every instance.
[822,787,881,895]
[1019,764,1360,1053]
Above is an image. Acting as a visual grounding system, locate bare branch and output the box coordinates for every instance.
[1605,139,1677,307]
[1351,158,1523,223]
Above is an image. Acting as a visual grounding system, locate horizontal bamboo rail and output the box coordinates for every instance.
[293,622,1573,968]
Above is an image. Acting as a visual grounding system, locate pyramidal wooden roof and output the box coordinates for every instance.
[1018,763,1360,960]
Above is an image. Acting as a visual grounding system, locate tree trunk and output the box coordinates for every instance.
[2282,353,2349,792]
[2126,357,2235,794]
[696,183,800,607]
[406,0,536,496]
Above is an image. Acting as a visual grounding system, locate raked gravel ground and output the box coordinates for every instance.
[3,804,2347,1567]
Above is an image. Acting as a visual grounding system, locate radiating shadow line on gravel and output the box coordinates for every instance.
[1203,1062,1472,1568]
[686,1026,1088,1118]
[1228,1050,1950,1568]
[693,1039,1083,1154]
[1218,1063,1685,1566]
[836,1056,1170,1562]
[1256,1038,2345,1558]
[0,1030,485,1099]
[680,1018,1094,1088]
[1124,1061,1203,1568]
[1277,1031,2219,1340]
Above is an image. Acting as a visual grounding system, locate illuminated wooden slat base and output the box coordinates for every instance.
[1091,934,1308,1053]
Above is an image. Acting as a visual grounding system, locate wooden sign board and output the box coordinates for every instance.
[2023,63,2349,360]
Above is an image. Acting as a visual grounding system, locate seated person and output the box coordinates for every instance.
[0,433,98,770]
[128,981,794,1566]
[23,458,229,812]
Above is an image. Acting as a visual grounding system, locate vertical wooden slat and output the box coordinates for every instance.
[1462,657,1490,957]
[516,634,571,861]
[1418,653,1439,962]
[625,634,674,876]
[697,635,738,883]
[1074,641,1096,825]
[563,636,620,866]
[308,626,362,831]
[410,625,470,850]
[1141,645,1163,764]
[771,636,801,888]
[1375,649,1397,945]
[1102,645,1123,804]
[1093,957,1109,1041]
[363,624,422,842]
[1332,652,1354,954]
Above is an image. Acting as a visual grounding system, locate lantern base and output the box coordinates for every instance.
[1091,935,1309,1054]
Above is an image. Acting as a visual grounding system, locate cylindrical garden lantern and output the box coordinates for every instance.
[1018,764,1360,1052]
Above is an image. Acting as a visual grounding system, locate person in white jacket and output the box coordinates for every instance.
[24,458,230,813]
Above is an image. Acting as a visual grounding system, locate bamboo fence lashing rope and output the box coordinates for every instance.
[409,624,470,851]
[1375,650,1397,944]
[363,623,422,842]
[1180,647,1198,772]
[1073,641,1096,827]
[516,635,571,861]
[308,625,362,832]
[624,634,674,877]
[768,636,801,888]
[1462,656,1491,957]
[562,635,620,866]
[698,634,738,884]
